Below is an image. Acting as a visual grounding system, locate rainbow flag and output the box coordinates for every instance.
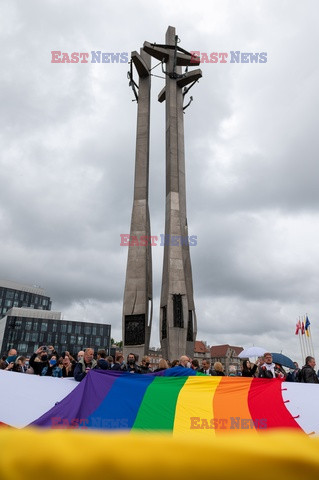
[32,367,304,434]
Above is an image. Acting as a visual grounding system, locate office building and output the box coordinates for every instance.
[0,280,52,319]
[0,307,111,357]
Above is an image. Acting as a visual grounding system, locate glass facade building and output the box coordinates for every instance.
[0,308,111,357]
[0,280,52,319]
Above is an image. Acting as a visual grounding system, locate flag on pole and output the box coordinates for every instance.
[305,316,311,337]
[301,321,305,335]
[295,320,301,335]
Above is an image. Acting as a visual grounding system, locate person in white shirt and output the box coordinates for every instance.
[258,352,276,378]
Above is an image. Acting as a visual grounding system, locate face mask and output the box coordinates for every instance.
[145,362,150,367]
[42,355,48,362]
[6,355,17,364]
[186,362,191,368]
[49,359,57,366]
[128,359,135,365]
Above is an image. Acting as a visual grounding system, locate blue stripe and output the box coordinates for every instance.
[86,373,155,430]
[163,366,198,376]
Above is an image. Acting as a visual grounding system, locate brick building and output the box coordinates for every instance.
[210,344,243,375]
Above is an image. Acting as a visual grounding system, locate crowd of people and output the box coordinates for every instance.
[0,347,318,384]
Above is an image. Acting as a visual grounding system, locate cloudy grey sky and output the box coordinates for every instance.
[1,0,319,364]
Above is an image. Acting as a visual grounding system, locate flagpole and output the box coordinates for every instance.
[305,314,315,358]
[305,315,311,357]
[301,316,307,362]
[303,315,309,357]
[307,335,312,356]
[298,329,304,363]
[308,327,315,358]
[298,316,305,362]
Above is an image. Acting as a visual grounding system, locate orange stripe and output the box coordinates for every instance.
[213,377,258,434]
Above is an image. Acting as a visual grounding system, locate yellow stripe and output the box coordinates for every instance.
[173,376,223,436]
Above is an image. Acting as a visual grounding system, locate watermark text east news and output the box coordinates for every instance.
[190,417,267,429]
[120,234,197,247]
[51,51,128,63]
[191,51,267,63]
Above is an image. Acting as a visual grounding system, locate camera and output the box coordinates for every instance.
[42,346,47,351]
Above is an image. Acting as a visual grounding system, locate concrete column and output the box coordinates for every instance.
[122,49,152,362]
[159,26,196,361]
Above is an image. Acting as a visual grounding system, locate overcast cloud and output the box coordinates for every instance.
[1,0,319,364]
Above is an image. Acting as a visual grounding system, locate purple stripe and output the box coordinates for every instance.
[31,370,120,428]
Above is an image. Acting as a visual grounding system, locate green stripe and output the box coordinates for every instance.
[132,376,188,431]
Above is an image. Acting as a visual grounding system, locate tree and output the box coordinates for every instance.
[111,339,123,348]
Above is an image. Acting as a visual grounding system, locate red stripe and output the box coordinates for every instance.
[248,379,302,430]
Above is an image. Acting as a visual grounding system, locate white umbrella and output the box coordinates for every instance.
[238,346,267,359]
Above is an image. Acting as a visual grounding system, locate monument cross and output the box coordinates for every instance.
[123,27,202,361]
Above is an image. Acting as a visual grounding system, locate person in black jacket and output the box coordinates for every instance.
[139,356,152,374]
[199,359,215,376]
[112,354,127,371]
[96,349,110,370]
[286,362,300,382]
[191,359,200,372]
[153,359,168,372]
[29,346,54,375]
[61,354,75,377]
[242,359,258,377]
[298,356,319,383]
[211,362,225,376]
[126,353,141,373]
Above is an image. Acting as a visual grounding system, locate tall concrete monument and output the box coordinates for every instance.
[122,49,152,361]
[144,26,202,360]
[123,27,202,361]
